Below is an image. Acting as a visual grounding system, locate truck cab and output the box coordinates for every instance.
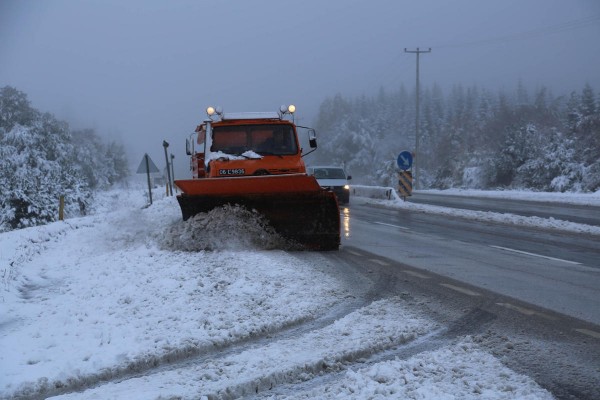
[186,106,317,179]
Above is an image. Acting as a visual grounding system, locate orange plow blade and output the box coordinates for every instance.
[174,174,340,250]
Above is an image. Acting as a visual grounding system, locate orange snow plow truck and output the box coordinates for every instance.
[174,105,340,250]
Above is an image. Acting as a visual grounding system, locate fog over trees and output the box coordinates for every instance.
[1,79,599,233]
[313,82,600,193]
[0,86,129,232]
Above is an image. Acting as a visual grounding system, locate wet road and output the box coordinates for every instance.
[341,199,600,325]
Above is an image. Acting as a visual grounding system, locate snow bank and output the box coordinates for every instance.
[351,185,600,235]
[351,185,600,206]
[423,188,600,206]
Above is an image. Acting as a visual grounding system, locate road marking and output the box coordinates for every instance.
[368,258,390,266]
[574,328,600,339]
[345,249,363,257]
[402,270,431,279]
[496,302,536,315]
[373,222,409,230]
[489,245,582,265]
[440,283,481,296]
[495,302,558,320]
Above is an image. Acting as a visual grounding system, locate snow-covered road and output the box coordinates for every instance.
[0,185,560,399]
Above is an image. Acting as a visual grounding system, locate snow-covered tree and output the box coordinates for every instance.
[0,86,130,232]
[312,82,598,192]
[580,84,596,117]
[0,123,74,229]
[0,86,37,132]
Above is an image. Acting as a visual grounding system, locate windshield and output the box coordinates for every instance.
[313,168,347,179]
[211,124,298,156]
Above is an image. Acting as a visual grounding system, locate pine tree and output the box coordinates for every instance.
[0,86,37,131]
[580,84,596,117]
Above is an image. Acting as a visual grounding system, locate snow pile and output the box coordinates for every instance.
[163,204,293,251]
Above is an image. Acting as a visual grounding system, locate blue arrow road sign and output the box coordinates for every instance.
[397,151,413,171]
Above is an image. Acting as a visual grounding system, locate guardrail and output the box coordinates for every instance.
[351,185,401,201]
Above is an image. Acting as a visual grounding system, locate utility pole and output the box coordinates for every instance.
[404,47,431,190]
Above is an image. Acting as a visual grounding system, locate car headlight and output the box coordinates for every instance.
[344,185,350,190]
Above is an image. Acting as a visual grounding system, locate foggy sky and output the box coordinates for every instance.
[1,0,599,178]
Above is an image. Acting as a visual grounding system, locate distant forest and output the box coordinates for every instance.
[313,82,600,193]
[0,86,129,232]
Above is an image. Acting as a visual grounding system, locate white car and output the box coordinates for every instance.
[307,166,352,204]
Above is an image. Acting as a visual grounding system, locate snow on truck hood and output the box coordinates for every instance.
[207,150,263,161]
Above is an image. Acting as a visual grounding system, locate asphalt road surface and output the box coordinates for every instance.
[342,199,600,324]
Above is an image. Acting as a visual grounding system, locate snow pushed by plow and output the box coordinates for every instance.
[162,204,295,252]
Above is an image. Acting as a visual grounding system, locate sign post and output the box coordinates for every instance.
[136,154,160,205]
[170,153,176,194]
[396,151,414,201]
[163,141,173,196]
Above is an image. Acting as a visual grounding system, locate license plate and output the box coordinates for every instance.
[219,168,245,175]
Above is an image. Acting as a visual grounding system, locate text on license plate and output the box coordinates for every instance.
[219,168,245,175]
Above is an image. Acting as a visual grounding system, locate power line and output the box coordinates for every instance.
[434,14,600,49]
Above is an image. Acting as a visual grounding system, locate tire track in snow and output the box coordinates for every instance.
[48,297,436,400]
[12,252,379,400]
[9,297,368,400]
[249,308,498,399]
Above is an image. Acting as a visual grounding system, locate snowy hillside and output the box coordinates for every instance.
[1,184,554,399]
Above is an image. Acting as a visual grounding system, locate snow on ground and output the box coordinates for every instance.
[275,339,553,400]
[51,297,436,399]
[0,183,556,399]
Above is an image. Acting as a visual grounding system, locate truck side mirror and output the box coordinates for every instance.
[308,129,317,149]
[185,138,192,155]
[347,175,352,180]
